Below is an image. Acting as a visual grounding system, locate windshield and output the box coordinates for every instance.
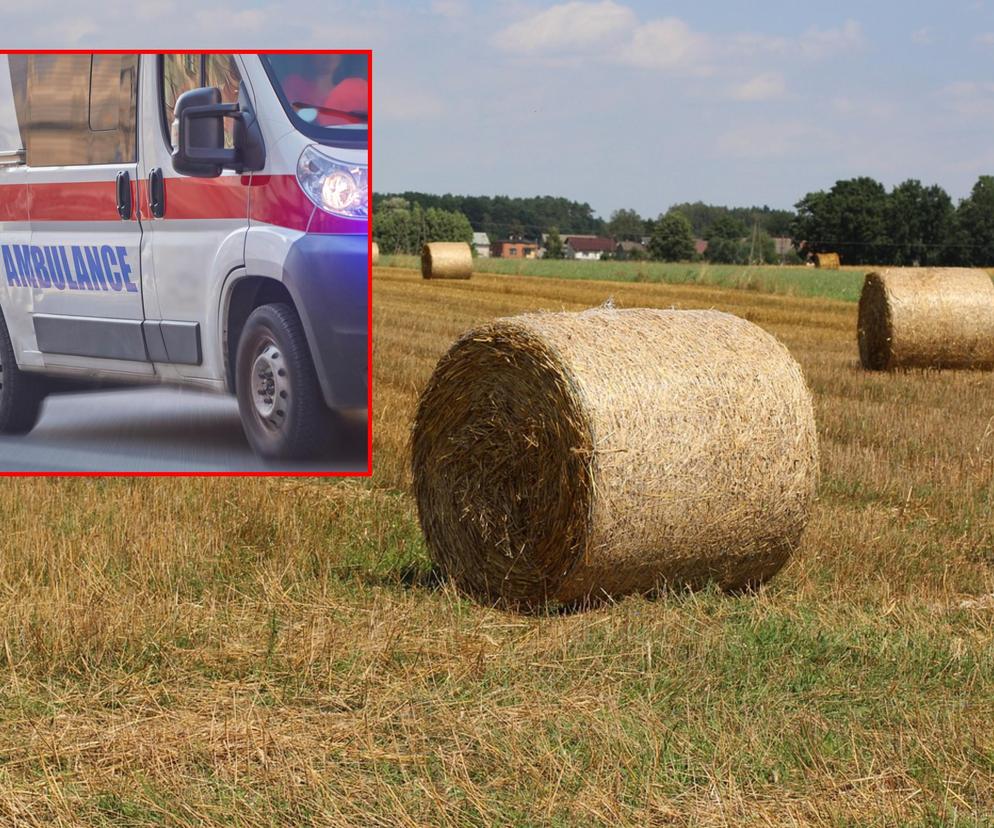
[262,53,367,146]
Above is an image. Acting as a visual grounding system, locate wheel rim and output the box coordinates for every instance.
[250,340,289,430]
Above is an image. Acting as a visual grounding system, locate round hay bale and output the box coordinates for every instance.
[857,268,994,370]
[422,242,472,280]
[814,252,840,269]
[411,307,819,608]
[371,241,379,265]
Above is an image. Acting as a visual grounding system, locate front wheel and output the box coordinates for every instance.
[235,302,334,461]
[0,313,45,434]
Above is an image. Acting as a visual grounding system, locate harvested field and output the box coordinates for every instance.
[0,265,991,825]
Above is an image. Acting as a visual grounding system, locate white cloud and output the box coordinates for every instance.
[431,0,468,18]
[976,32,994,46]
[496,3,863,84]
[47,17,100,43]
[941,81,994,117]
[732,19,864,60]
[624,18,712,74]
[194,7,270,31]
[911,27,933,45]
[376,85,446,122]
[494,1,637,54]
[729,72,786,102]
[716,120,828,159]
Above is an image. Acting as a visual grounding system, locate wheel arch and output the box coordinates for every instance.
[221,274,295,395]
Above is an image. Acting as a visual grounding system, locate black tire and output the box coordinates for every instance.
[0,312,45,435]
[235,302,334,461]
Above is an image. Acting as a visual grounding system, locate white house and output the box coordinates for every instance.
[472,231,490,258]
[565,236,616,261]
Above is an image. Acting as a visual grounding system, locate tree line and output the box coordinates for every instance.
[373,175,994,265]
[373,197,473,255]
[792,176,994,266]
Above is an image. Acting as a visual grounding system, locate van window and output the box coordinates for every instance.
[161,54,243,150]
[204,55,242,149]
[15,53,137,167]
[0,56,25,154]
[89,54,122,131]
[162,54,201,144]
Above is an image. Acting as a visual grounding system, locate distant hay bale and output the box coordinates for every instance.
[422,242,472,280]
[858,268,994,370]
[411,307,820,609]
[371,241,379,265]
[814,252,840,269]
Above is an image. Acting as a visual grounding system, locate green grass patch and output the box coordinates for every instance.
[379,254,868,302]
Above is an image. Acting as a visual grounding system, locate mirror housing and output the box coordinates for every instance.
[171,87,237,178]
[233,82,266,173]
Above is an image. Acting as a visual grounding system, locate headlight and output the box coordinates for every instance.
[296,145,367,220]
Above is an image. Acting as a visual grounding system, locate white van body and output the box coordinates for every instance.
[0,52,368,461]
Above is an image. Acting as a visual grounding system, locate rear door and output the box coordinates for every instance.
[18,53,148,373]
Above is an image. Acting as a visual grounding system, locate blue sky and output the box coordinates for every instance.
[9,0,994,218]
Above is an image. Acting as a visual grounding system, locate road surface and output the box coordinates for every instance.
[0,387,368,473]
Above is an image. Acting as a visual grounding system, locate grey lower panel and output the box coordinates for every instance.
[159,320,201,365]
[142,321,169,362]
[33,314,148,362]
[35,315,202,366]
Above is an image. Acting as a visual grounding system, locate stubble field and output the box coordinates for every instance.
[0,265,991,826]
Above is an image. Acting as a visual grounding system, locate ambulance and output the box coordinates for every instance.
[0,52,368,461]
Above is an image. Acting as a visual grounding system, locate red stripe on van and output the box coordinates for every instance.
[28,180,124,222]
[248,174,366,235]
[0,175,366,234]
[162,176,250,221]
[0,183,30,222]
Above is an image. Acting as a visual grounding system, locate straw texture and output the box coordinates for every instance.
[815,252,840,269]
[411,307,820,608]
[857,268,994,370]
[371,242,379,265]
[422,242,473,280]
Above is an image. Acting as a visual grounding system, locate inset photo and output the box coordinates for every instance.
[0,51,370,473]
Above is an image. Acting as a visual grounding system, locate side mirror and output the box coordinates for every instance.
[171,87,237,178]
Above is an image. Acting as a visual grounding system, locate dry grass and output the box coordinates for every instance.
[0,266,991,825]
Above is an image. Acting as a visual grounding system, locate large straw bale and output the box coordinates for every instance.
[857,268,994,370]
[814,252,840,269]
[422,242,472,280]
[411,307,820,608]
[371,241,379,265]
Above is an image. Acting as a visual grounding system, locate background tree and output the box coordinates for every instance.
[545,227,565,259]
[649,211,696,262]
[606,208,645,241]
[372,200,472,254]
[791,177,890,265]
[887,180,956,266]
[956,176,994,266]
[704,215,748,264]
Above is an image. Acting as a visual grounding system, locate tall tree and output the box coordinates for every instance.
[545,227,565,259]
[606,208,645,241]
[649,211,696,262]
[887,180,956,266]
[792,177,890,265]
[957,176,994,266]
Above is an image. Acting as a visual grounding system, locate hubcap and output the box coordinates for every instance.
[251,341,289,429]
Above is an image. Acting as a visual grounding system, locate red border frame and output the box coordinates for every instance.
[0,49,373,479]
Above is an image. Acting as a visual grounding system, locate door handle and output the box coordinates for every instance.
[148,167,165,218]
[115,170,132,220]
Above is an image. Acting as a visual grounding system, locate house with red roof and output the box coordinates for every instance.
[565,236,616,260]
